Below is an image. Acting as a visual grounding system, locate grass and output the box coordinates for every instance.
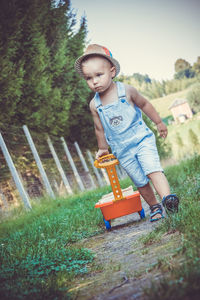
[166,115,200,159]
[0,179,133,299]
[0,188,106,299]
[150,88,190,119]
[0,156,200,299]
[143,154,200,299]
[149,87,200,160]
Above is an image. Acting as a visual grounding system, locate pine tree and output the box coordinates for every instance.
[0,0,25,128]
[0,0,91,145]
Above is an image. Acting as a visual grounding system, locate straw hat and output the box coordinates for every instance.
[74,44,120,78]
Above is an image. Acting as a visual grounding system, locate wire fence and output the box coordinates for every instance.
[0,124,127,210]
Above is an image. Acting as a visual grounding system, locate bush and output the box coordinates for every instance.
[187,83,200,113]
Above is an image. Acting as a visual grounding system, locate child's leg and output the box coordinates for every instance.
[148,171,179,212]
[137,182,158,206]
[147,171,170,199]
[137,182,163,220]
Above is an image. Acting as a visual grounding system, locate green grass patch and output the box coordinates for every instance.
[0,188,106,299]
[0,180,134,299]
[139,227,163,246]
[166,115,200,159]
[144,154,200,299]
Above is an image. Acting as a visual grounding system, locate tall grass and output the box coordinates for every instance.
[0,185,115,299]
[145,155,200,299]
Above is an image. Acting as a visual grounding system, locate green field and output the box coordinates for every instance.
[150,88,200,161]
[166,115,200,159]
[151,88,190,119]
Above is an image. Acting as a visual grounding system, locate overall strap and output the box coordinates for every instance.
[116,81,126,99]
[94,92,102,109]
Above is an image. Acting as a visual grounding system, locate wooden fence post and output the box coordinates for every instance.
[47,136,73,195]
[94,151,110,185]
[23,125,55,199]
[61,137,85,192]
[86,150,104,187]
[100,167,110,185]
[0,132,32,210]
[74,142,96,189]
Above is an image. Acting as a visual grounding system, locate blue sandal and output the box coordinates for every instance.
[150,203,164,222]
[162,194,179,213]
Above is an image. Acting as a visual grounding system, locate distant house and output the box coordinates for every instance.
[169,98,193,123]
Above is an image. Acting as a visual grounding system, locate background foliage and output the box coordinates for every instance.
[0,0,95,148]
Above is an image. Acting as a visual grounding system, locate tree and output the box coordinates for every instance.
[187,83,200,113]
[0,0,91,147]
[0,0,25,127]
[15,0,53,132]
[132,73,151,84]
[174,68,195,79]
[192,56,200,75]
[175,58,191,73]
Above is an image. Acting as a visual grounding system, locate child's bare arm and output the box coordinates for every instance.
[89,99,109,158]
[127,85,168,138]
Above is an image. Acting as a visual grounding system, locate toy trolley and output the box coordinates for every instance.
[94,154,145,230]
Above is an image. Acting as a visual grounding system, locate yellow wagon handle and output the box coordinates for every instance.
[94,154,119,168]
[94,154,124,202]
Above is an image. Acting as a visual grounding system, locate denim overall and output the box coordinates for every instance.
[94,81,163,187]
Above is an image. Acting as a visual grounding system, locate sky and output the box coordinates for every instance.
[71,0,200,81]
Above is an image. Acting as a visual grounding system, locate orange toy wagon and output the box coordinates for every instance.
[94,154,145,230]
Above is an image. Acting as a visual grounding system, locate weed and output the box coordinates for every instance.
[141,248,149,255]
[139,228,163,246]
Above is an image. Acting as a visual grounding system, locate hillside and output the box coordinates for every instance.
[150,88,190,119]
[150,87,200,160]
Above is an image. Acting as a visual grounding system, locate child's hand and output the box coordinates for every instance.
[156,122,168,138]
[96,149,109,160]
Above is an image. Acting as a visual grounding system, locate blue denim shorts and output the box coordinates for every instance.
[118,136,163,187]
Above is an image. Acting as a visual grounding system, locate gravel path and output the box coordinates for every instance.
[70,200,180,300]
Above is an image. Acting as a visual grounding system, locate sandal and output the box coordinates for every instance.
[162,194,179,213]
[150,203,164,222]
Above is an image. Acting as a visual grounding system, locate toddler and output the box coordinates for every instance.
[75,44,179,222]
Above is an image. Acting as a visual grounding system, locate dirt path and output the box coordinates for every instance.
[70,201,180,300]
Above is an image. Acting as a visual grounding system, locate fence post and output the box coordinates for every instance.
[61,137,85,192]
[86,150,104,187]
[0,132,32,210]
[100,168,110,185]
[47,136,73,195]
[74,142,96,189]
[94,151,110,185]
[23,125,55,199]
